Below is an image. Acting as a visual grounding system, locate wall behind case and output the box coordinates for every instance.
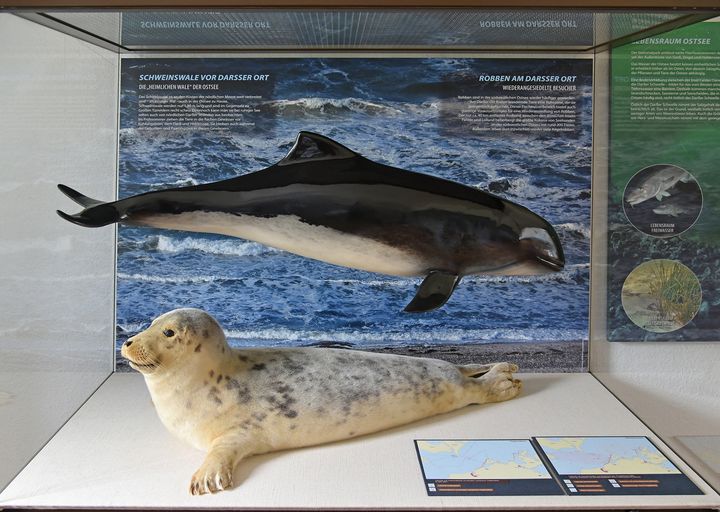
[0,15,118,491]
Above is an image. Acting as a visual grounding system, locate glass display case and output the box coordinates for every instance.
[0,3,718,509]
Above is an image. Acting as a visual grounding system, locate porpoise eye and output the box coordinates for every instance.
[163,329,175,337]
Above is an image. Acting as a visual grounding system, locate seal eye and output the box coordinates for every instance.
[163,329,175,338]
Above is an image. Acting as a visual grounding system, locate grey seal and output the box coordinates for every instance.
[121,308,522,495]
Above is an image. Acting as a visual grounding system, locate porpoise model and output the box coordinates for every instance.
[625,166,690,206]
[57,131,564,312]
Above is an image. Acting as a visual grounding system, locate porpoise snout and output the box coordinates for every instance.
[519,226,564,272]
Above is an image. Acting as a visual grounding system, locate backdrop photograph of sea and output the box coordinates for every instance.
[116,57,592,371]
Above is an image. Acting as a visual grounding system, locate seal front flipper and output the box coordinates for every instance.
[404,271,461,313]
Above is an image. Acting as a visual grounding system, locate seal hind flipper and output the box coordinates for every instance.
[457,363,497,378]
[404,271,460,313]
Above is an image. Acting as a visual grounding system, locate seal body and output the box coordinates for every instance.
[121,308,522,495]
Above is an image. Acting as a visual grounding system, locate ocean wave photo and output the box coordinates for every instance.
[116,57,592,371]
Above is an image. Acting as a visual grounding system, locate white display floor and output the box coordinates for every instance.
[1,372,718,510]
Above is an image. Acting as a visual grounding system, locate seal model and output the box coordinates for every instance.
[121,308,522,495]
[58,131,564,312]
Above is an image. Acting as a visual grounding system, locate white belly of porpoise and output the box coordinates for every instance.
[138,211,427,277]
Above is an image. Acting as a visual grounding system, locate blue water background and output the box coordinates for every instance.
[117,58,592,356]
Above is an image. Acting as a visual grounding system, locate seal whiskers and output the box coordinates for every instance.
[121,308,522,495]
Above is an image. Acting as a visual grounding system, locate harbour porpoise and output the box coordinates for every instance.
[58,131,564,312]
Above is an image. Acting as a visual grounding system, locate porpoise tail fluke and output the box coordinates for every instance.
[57,185,121,227]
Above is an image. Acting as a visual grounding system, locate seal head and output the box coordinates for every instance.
[121,308,226,375]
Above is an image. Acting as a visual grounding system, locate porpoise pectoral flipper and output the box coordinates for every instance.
[404,271,461,313]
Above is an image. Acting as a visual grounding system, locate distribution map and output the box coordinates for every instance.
[536,437,680,475]
[416,440,552,480]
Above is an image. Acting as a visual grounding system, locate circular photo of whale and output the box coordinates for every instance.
[622,164,702,238]
[621,259,701,333]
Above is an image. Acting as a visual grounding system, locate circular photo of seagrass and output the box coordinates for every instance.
[621,259,702,333]
[622,164,702,238]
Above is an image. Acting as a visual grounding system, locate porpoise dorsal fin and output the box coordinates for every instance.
[404,271,461,313]
[277,132,357,166]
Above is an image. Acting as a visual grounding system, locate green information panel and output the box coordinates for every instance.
[608,19,720,341]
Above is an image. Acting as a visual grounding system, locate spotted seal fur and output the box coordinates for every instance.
[121,308,522,495]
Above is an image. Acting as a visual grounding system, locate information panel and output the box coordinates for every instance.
[415,437,702,497]
[415,439,563,496]
[607,18,720,341]
[118,57,592,370]
[535,437,703,496]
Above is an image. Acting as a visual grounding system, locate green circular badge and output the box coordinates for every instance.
[621,259,702,333]
[622,164,702,239]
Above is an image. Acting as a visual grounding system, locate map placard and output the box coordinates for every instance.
[414,439,563,496]
[535,436,703,496]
